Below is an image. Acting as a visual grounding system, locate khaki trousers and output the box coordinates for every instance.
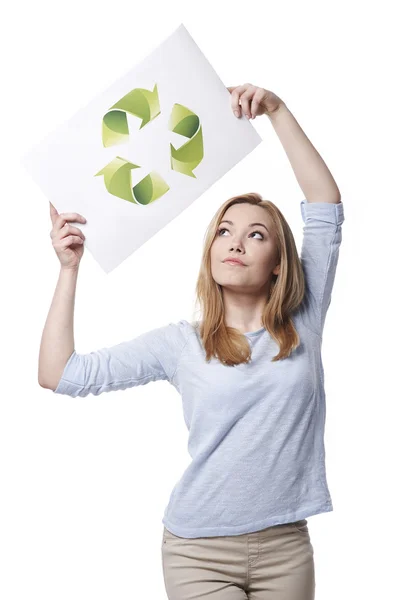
[161,519,315,599]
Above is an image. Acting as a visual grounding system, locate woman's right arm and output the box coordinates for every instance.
[38,266,79,389]
[39,202,86,390]
[40,204,190,397]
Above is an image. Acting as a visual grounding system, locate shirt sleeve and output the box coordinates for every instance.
[298,199,345,337]
[52,320,189,398]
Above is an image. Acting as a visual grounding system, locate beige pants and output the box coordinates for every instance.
[161,519,315,599]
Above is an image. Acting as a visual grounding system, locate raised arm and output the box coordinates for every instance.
[38,266,80,390]
[39,260,189,398]
[266,100,341,205]
[39,203,189,398]
[39,204,86,388]
[49,321,189,397]
[228,84,341,205]
[298,199,345,337]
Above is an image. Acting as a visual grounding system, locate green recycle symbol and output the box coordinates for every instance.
[94,83,204,205]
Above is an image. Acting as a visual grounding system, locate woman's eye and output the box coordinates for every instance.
[217,228,264,240]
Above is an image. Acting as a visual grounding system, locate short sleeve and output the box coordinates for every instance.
[298,199,345,337]
[52,320,189,398]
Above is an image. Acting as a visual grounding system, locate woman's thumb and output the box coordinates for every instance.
[49,201,59,224]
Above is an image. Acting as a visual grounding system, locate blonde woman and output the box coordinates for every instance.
[39,84,344,600]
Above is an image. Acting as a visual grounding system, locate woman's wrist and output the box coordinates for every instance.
[265,101,290,121]
[60,265,80,276]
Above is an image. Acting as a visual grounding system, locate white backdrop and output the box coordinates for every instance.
[2,1,399,599]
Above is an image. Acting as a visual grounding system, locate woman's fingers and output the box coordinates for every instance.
[50,222,85,241]
[49,202,59,227]
[59,223,86,241]
[50,214,86,241]
[240,84,257,119]
[229,84,247,117]
[49,209,86,269]
[228,84,256,118]
[55,212,86,231]
[59,235,84,247]
[250,88,265,118]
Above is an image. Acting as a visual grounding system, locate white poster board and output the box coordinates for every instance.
[21,23,263,273]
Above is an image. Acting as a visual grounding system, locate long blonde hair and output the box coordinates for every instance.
[192,192,306,365]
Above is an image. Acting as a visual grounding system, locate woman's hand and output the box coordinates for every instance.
[49,201,87,270]
[227,84,285,119]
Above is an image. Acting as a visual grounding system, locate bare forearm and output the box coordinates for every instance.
[267,103,341,203]
[38,267,79,387]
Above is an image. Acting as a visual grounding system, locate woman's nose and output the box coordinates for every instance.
[230,241,244,251]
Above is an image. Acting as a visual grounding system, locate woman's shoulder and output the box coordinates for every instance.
[166,319,200,341]
[175,319,201,331]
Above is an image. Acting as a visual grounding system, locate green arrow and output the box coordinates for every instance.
[168,103,204,178]
[94,156,169,205]
[101,84,161,148]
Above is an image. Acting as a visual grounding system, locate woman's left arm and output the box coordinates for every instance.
[267,102,341,204]
[228,84,341,205]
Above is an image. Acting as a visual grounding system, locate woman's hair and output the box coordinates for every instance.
[192,192,306,366]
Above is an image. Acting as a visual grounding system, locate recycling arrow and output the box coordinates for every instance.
[169,103,204,178]
[101,83,161,148]
[94,156,169,205]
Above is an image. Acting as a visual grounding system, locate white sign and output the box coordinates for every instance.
[21,23,262,273]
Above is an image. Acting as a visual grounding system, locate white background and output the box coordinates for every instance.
[2,1,399,598]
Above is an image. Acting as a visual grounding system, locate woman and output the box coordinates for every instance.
[39,84,344,600]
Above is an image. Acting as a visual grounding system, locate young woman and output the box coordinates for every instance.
[39,84,344,600]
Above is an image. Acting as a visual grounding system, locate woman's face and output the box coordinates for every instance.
[210,203,280,294]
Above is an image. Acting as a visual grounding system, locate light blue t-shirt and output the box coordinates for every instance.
[53,199,345,538]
